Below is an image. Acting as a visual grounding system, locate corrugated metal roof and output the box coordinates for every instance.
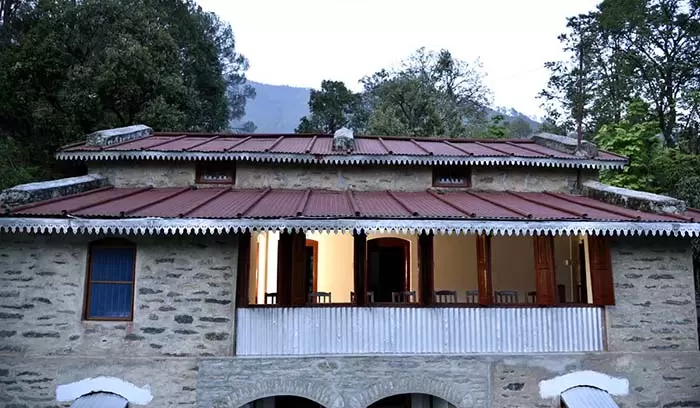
[561,387,619,408]
[56,133,628,169]
[6,187,698,223]
[71,393,128,408]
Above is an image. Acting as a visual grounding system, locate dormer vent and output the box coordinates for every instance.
[332,127,355,151]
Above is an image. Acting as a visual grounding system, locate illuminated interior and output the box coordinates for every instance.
[247,231,593,305]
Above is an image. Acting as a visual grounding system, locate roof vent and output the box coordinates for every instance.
[332,127,355,151]
[86,124,153,147]
[583,180,686,215]
[532,132,598,158]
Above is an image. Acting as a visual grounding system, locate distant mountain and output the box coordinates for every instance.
[235,81,310,133]
[236,81,541,134]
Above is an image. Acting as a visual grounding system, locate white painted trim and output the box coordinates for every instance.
[55,150,627,170]
[539,370,629,399]
[1,216,699,237]
[56,376,153,405]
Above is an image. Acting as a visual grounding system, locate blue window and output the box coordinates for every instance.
[85,240,136,320]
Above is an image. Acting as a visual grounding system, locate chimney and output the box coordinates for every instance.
[86,124,153,147]
[332,127,355,151]
[532,132,598,158]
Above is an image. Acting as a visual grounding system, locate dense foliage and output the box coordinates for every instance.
[0,0,254,189]
[297,48,504,138]
[542,0,700,268]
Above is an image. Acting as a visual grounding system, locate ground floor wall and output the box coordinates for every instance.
[2,352,699,407]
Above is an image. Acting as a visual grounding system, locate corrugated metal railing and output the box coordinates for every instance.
[236,306,604,356]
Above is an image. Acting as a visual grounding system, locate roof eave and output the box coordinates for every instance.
[0,216,696,237]
[55,151,628,170]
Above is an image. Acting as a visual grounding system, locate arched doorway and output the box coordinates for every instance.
[367,237,410,302]
[240,395,325,408]
[368,393,455,408]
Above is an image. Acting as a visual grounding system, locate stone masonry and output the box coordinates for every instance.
[606,237,699,352]
[196,352,700,408]
[88,160,595,193]
[0,234,238,358]
[88,161,197,188]
[1,234,699,407]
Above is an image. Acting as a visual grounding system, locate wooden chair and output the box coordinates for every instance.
[350,291,375,304]
[465,290,479,304]
[527,291,537,303]
[264,292,277,305]
[435,290,457,303]
[308,291,332,304]
[391,290,416,303]
[495,290,519,304]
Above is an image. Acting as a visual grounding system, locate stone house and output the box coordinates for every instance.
[0,125,699,408]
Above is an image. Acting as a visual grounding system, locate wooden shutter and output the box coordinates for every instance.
[353,232,368,306]
[277,231,308,306]
[476,234,493,305]
[533,235,556,305]
[235,232,251,307]
[289,232,308,306]
[418,232,435,305]
[276,232,292,306]
[588,236,615,305]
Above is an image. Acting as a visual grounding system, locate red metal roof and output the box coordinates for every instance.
[59,133,626,163]
[6,187,697,223]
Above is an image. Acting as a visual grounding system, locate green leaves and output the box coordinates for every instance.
[0,0,253,189]
[295,80,366,134]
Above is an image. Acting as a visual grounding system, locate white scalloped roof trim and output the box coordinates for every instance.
[56,376,153,405]
[1,217,698,237]
[55,151,627,170]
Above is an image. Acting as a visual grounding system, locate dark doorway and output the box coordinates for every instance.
[273,396,323,408]
[367,238,410,303]
[305,239,318,297]
[369,394,411,408]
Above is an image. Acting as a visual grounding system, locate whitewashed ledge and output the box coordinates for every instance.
[0,217,698,237]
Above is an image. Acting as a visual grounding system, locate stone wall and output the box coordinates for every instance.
[606,237,699,352]
[0,233,238,358]
[471,167,597,193]
[88,161,197,187]
[196,352,700,408]
[89,160,593,192]
[0,356,197,407]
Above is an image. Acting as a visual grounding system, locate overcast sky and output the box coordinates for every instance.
[196,0,600,120]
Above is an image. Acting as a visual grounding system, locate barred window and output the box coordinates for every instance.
[432,166,471,187]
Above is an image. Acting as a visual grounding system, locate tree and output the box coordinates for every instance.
[296,80,367,133]
[507,116,533,138]
[361,47,491,137]
[0,0,254,189]
[594,99,662,190]
[540,12,637,138]
[487,114,510,138]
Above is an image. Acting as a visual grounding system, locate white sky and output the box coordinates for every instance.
[196,0,600,119]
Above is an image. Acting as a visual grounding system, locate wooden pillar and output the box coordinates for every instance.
[353,231,367,306]
[533,235,557,305]
[276,232,292,306]
[476,233,493,305]
[418,232,435,305]
[235,231,252,308]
